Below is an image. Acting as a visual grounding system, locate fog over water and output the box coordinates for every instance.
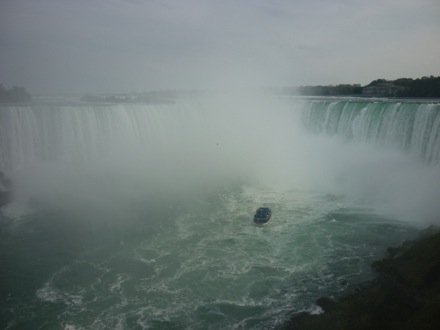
[1,95,440,329]
[0,96,438,230]
[1,1,440,328]
[3,95,439,224]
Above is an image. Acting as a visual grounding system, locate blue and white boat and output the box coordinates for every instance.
[253,207,272,226]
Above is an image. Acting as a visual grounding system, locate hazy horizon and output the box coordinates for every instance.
[1,0,440,94]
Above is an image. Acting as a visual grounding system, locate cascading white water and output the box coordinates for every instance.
[1,96,440,215]
[1,96,440,221]
[298,99,440,224]
[300,99,440,164]
[1,95,439,329]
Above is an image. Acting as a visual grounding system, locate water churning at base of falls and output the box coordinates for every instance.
[1,95,439,329]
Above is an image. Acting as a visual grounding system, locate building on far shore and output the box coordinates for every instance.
[362,82,404,97]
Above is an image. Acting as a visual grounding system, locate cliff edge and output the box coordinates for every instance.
[279,226,440,330]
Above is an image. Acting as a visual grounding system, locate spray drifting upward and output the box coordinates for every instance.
[1,96,439,224]
[0,95,300,211]
[299,99,440,224]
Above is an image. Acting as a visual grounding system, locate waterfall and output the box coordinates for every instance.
[0,102,204,171]
[2,97,440,174]
[0,96,297,205]
[1,95,440,223]
[300,100,440,164]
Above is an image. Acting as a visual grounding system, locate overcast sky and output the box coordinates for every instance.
[1,0,439,94]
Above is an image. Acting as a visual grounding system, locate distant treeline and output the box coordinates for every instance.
[0,84,32,102]
[295,76,440,97]
[296,84,362,96]
[367,76,440,97]
[2,76,439,101]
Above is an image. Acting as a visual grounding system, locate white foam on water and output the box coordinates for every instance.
[2,95,435,329]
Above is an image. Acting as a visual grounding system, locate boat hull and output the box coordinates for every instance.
[253,207,272,226]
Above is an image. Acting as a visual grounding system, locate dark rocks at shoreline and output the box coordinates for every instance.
[279,226,440,330]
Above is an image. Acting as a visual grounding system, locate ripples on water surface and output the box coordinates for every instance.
[1,184,418,329]
[2,96,436,328]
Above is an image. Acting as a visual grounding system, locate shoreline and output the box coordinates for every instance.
[278,225,440,329]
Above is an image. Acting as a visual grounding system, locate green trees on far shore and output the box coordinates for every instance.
[395,76,440,97]
[1,76,439,100]
[0,84,32,102]
[296,76,440,97]
[296,84,362,96]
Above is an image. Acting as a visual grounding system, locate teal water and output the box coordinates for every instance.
[1,185,418,329]
[1,95,438,329]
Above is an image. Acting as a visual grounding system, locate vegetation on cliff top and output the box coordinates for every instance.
[280,75,440,97]
[367,76,440,97]
[2,76,439,100]
[0,84,32,103]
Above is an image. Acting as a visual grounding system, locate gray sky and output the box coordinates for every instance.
[1,0,439,94]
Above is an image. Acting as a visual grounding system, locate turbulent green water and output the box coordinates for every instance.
[1,96,439,329]
[0,186,419,329]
